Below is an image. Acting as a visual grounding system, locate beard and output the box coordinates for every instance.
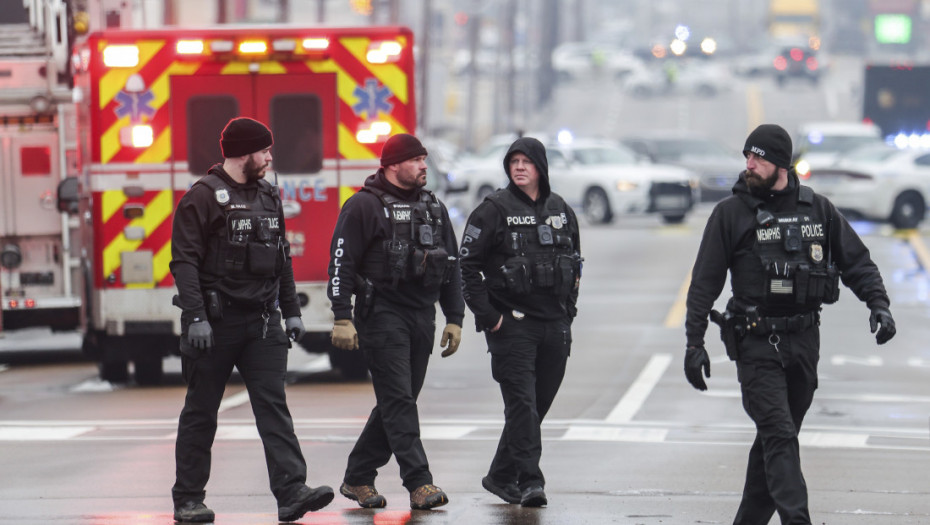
[244,156,268,181]
[399,169,427,189]
[744,169,777,197]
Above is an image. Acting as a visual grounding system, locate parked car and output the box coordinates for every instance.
[621,133,745,202]
[793,121,885,178]
[802,144,930,229]
[552,42,643,80]
[547,138,699,224]
[452,135,699,224]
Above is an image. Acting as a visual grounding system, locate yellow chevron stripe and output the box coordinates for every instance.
[338,124,377,160]
[102,189,174,281]
[152,239,173,283]
[101,190,128,224]
[98,40,166,109]
[307,59,337,73]
[150,60,202,109]
[339,186,358,207]
[340,37,408,105]
[134,126,171,164]
[101,115,128,164]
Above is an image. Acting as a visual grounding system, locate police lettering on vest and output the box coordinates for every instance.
[748,195,838,306]
[197,174,285,278]
[360,186,454,290]
[486,191,581,298]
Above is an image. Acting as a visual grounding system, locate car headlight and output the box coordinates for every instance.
[795,159,811,179]
[616,180,638,192]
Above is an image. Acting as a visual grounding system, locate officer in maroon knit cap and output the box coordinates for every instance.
[170,117,333,522]
[327,133,464,510]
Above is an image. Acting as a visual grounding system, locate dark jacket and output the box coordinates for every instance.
[685,170,890,347]
[460,137,581,331]
[326,169,465,325]
[170,164,300,321]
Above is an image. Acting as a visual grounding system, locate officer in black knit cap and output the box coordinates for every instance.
[170,117,333,522]
[683,123,896,524]
[327,133,464,510]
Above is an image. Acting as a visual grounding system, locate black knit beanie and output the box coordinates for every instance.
[380,133,427,167]
[220,117,273,158]
[743,124,792,169]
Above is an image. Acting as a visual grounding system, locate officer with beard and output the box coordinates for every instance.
[327,133,464,510]
[459,136,581,507]
[684,124,896,524]
[170,117,333,523]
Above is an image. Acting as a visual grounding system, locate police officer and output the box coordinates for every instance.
[684,124,896,524]
[459,137,581,507]
[327,133,464,510]
[170,117,333,523]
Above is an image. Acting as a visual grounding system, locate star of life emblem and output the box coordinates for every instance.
[215,188,230,205]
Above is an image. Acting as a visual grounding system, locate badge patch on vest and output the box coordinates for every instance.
[215,188,230,205]
[546,215,564,229]
[810,242,824,263]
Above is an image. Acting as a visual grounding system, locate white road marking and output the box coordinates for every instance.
[799,431,869,448]
[605,353,672,424]
[831,355,883,367]
[218,390,251,413]
[703,389,930,404]
[0,426,94,440]
[420,425,476,440]
[562,426,667,442]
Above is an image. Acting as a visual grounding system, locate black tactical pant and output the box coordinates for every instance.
[172,306,308,507]
[485,313,571,491]
[733,326,819,525]
[345,302,436,491]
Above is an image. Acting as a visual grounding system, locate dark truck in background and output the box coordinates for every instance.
[862,63,930,142]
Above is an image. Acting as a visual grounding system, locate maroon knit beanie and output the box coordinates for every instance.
[380,133,427,167]
[220,117,273,158]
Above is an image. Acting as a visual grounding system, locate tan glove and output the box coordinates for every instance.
[331,319,358,350]
[440,323,462,357]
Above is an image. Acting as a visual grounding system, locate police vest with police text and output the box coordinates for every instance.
[733,185,840,307]
[196,174,285,279]
[485,190,581,298]
[359,186,454,289]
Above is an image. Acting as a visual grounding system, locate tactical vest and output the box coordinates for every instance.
[360,186,454,289]
[197,174,285,278]
[733,185,839,307]
[485,190,581,298]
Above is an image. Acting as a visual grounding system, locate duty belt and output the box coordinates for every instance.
[749,311,819,335]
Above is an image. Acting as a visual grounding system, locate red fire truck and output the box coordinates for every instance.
[4,5,417,383]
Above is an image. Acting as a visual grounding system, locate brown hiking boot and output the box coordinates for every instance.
[339,482,387,508]
[409,484,448,510]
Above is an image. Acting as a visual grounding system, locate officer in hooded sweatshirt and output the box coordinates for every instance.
[170,117,334,523]
[684,124,896,524]
[459,136,582,508]
[326,133,464,511]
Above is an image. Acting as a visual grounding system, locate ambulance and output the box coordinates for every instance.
[5,6,417,383]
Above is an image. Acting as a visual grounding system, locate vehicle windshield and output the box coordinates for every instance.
[845,145,900,163]
[572,146,637,165]
[802,135,881,154]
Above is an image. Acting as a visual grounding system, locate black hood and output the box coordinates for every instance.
[363,168,420,201]
[503,137,550,200]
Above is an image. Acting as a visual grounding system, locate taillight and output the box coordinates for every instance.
[773,56,787,71]
[806,57,818,71]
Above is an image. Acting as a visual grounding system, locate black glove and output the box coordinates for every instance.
[684,345,711,391]
[188,320,214,351]
[869,306,896,345]
[285,316,305,342]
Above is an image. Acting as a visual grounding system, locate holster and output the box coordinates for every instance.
[710,308,746,361]
[354,275,375,321]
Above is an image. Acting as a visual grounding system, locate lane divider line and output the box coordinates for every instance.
[605,353,672,424]
[906,229,930,271]
[664,266,692,328]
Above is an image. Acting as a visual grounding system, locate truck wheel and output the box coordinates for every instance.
[134,354,164,386]
[890,191,925,229]
[583,187,613,224]
[476,184,496,202]
[100,359,129,383]
[661,213,686,224]
[328,349,369,380]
